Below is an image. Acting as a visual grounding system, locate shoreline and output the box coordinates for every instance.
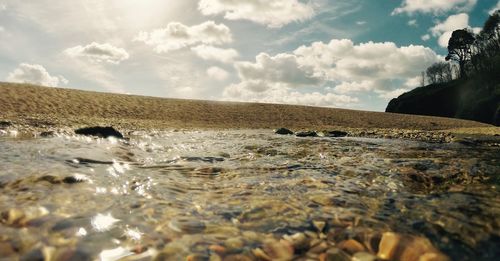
[1,82,498,144]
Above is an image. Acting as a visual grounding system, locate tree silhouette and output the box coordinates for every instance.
[445,29,475,78]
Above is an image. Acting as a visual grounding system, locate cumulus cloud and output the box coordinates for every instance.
[392,0,477,15]
[489,1,500,15]
[223,38,440,107]
[293,39,440,83]
[429,13,480,48]
[378,88,409,99]
[191,45,239,63]
[207,66,230,81]
[64,42,129,64]
[235,53,322,89]
[134,21,232,53]
[198,0,315,28]
[6,63,68,87]
[223,83,358,108]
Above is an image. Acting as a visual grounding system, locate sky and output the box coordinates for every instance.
[0,0,498,112]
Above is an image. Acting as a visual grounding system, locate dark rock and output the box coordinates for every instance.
[21,248,44,261]
[275,128,294,135]
[56,248,93,261]
[325,130,348,137]
[296,131,318,137]
[0,121,11,128]
[62,175,88,184]
[37,175,62,184]
[75,126,124,139]
[40,131,55,137]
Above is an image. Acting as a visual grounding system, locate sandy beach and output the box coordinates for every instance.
[1,83,496,135]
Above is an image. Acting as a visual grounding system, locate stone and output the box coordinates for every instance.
[40,131,55,137]
[74,126,124,139]
[261,239,294,260]
[325,248,350,261]
[296,131,318,137]
[223,254,253,261]
[352,252,377,261]
[275,128,294,135]
[283,233,309,250]
[325,131,348,137]
[377,232,400,260]
[313,220,326,233]
[377,232,449,261]
[21,248,45,261]
[0,120,11,128]
[187,254,210,261]
[168,218,206,234]
[337,239,365,254]
[224,238,245,251]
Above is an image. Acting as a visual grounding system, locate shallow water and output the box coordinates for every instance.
[0,130,499,260]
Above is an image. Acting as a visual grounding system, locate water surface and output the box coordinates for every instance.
[0,130,499,260]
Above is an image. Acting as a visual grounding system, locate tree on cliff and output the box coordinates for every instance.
[445,29,475,78]
[426,62,453,84]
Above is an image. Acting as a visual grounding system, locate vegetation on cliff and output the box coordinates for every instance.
[387,10,500,126]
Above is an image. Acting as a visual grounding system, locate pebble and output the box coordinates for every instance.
[223,254,253,261]
[352,252,377,261]
[324,248,350,261]
[337,239,365,254]
[261,239,294,260]
[224,238,245,251]
[313,220,326,233]
[168,218,206,234]
[377,232,449,261]
[283,233,309,250]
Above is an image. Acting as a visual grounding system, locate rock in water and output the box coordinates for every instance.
[296,131,318,137]
[325,131,348,137]
[75,126,124,139]
[275,128,294,135]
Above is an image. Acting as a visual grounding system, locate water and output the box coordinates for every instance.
[0,130,499,260]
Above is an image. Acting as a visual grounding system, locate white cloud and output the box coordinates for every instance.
[235,52,322,88]
[207,66,229,81]
[191,45,239,63]
[293,39,440,84]
[489,1,500,15]
[392,0,477,15]
[0,26,4,32]
[198,0,315,28]
[6,63,68,87]
[429,13,480,47]
[408,20,418,27]
[135,21,232,53]
[378,88,409,99]
[333,80,376,94]
[64,42,130,64]
[356,21,366,25]
[223,83,358,108]
[421,34,431,41]
[223,38,441,107]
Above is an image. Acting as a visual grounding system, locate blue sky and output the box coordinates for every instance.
[0,0,498,111]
